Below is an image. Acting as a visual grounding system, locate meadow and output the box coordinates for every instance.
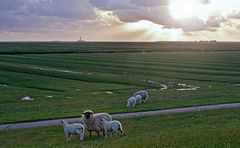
[1,108,240,147]
[0,41,240,54]
[0,42,240,124]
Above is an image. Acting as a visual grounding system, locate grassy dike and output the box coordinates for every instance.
[1,108,240,147]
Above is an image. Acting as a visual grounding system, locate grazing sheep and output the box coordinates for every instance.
[61,120,85,142]
[82,110,112,137]
[133,90,149,103]
[101,118,123,138]
[135,95,142,104]
[126,96,137,107]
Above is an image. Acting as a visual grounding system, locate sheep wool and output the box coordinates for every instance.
[61,121,85,142]
[82,110,112,137]
[134,90,149,103]
[135,94,142,104]
[127,96,137,107]
[101,118,123,138]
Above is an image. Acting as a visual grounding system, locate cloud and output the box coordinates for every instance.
[107,5,222,32]
[89,0,134,10]
[228,11,240,19]
[129,0,169,7]
[27,0,96,19]
[89,0,168,10]
[90,0,238,32]
[0,0,240,41]
[0,0,97,33]
[200,0,210,4]
[0,0,25,11]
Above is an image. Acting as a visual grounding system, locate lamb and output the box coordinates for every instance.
[126,96,137,107]
[82,110,112,137]
[61,120,85,142]
[133,90,149,103]
[101,118,123,138]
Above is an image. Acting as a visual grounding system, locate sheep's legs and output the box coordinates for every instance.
[96,131,100,137]
[76,130,84,141]
[110,132,113,138]
[104,130,108,138]
[65,133,71,142]
[89,131,92,138]
[89,130,100,137]
[66,135,72,142]
[79,134,84,141]
[118,131,123,137]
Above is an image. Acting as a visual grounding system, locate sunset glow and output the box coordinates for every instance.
[0,0,240,41]
[169,0,197,20]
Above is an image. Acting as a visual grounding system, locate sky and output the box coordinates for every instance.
[0,0,240,41]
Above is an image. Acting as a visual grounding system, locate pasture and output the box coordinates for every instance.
[1,108,240,147]
[0,42,240,124]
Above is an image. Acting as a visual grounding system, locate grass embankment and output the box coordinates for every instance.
[1,108,240,147]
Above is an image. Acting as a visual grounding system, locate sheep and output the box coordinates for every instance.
[133,90,149,103]
[82,110,112,137]
[101,118,123,138]
[61,120,85,142]
[135,94,142,104]
[126,96,137,107]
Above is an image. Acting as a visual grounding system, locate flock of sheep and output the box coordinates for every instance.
[127,90,148,107]
[61,90,149,142]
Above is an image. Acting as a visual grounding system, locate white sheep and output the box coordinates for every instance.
[133,90,149,103]
[101,118,123,138]
[135,95,142,104]
[61,120,85,142]
[126,96,137,107]
[82,110,112,137]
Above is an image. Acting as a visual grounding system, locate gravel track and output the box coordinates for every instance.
[1,103,240,131]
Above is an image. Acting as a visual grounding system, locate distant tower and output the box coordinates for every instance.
[77,35,85,43]
[78,36,82,42]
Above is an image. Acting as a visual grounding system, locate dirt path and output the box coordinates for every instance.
[1,103,240,131]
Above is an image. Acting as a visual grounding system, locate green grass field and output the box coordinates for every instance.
[1,108,240,147]
[1,42,240,54]
[0,42,240,124]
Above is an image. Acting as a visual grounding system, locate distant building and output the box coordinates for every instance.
[210,40,217,42]
[199,40,217,43]
[77,36,85,43]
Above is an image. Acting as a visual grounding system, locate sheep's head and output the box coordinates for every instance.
[60,120,67,126]
[82,110,94,119]
[100,118,106,126]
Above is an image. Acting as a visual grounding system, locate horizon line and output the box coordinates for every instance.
[0,40,240,43]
